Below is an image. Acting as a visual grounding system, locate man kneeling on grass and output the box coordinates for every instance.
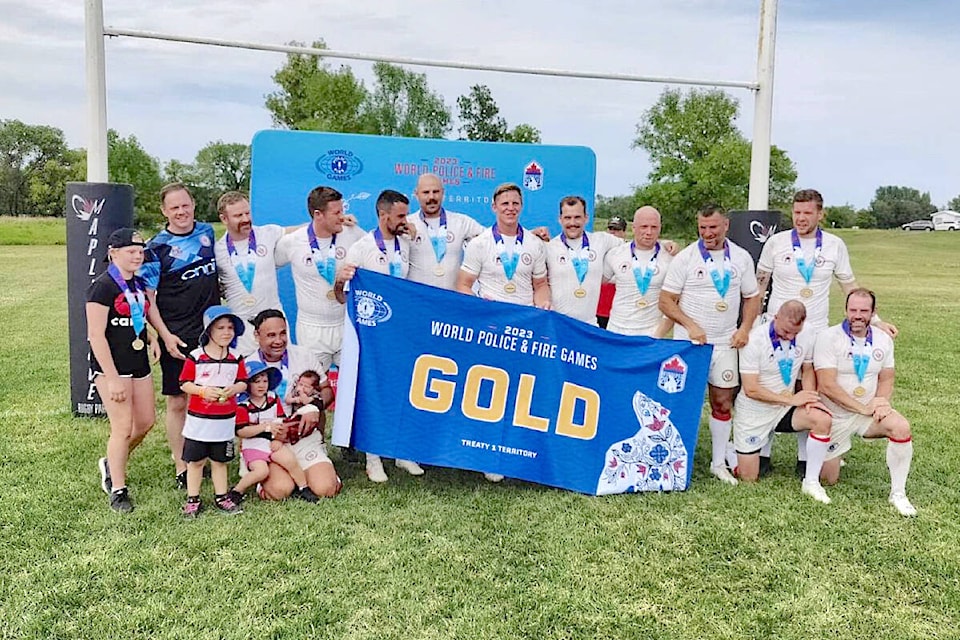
[731,300,833,503]
[813,288,916,517]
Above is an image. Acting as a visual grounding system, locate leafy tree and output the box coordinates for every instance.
[595,194,639,224]
[0,119,69,215]
[457,84,541,143]
[947,195,960,212]
[869,185,937,229]
[107,130,163,226]
[823,204,858,229]
[28,148,85,216]
[265,40,371,133]
[505,123,542,144]
[365,62,451,138]
[631,88,796,234]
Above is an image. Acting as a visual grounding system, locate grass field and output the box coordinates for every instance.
[1,228,959,639]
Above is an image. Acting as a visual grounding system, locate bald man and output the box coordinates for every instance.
[732,300,833,503]
[603,206,675,337]
[407,173,486,290]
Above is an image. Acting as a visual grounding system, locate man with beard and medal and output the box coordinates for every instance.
[140,183,219,491]
[659,204,761,485]
[275,186,366,372]
[545,195,624,325]
[214,191,286,356]
[603,206,676,337]
[732,300,833,503]
[813,289,916,517]
[336,189,426,483]
[757,188,899,477]
[457,182,550,309]
[407,173,486,290]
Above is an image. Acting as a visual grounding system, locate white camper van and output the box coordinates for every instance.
[933,211,960,231]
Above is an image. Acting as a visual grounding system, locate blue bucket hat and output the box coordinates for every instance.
[244,361,282,391]
[199,305,245,348]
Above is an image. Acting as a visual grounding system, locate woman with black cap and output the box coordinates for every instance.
[87,228,159,513]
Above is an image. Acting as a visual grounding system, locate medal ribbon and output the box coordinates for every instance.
[842,320,873,383]
[697,239,731,299]
[630,241,660,295]
[768,322,797,387]
[225,228,258,294]
[492,223,524,281]
[107,263,146,336]
[374,228,403,278]
[791,228,822,285]
[307,224,337,285]
[424,208,448,264]
[561,232,590,285]
[258,350,289,401]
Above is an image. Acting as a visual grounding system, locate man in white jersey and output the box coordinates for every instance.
[545,195,624,325]
[457,182,550,309]
[757,188,898,476]
[813,289,916,517]
[407,173,486,289]
[214,191,287,356]
[336,189,426,483]
[275,186,366,372]
[732,300,833,502]
[659,204,761,485]
[603,206,675,337]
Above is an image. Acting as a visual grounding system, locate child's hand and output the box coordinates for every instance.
[270,440,282,452]
[200,386,224,402]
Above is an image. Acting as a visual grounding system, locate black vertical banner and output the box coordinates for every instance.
[66,183,135,416]
[728,210,783,314]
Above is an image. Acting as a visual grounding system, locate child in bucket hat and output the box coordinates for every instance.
[199,305,245,349]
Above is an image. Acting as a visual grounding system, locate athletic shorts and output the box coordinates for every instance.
[734,406,797,454]
[158,334,199,396]
[606,322,657,337]
[93,367,152,381]
[825,413,875,460]
[708,345,739,388]
[290,430,331,470]
[296,320,342,372]
[182,437,235,463]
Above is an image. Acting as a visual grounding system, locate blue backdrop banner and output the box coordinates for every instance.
[249,130,596,341]
[332,270,713,495]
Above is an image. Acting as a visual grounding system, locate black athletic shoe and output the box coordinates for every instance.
[227,489,245,505]
[110,488,134,513]
[294,486,320,503]
[795,460,807,479]
[98,457,112,494]
[214,494,243,515]
[176,471,187,491]
[183,497,203,519]
[759,456,774,478]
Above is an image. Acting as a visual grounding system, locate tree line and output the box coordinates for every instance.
[2,39,955,231]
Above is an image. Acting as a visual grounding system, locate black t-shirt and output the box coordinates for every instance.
[87,271,151,376]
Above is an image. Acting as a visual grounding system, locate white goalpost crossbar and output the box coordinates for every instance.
[84,0,779,208]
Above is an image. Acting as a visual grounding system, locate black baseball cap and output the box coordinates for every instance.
[107,228,146,249]
[607,216,627,231]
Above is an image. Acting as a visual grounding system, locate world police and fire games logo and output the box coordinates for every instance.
[522,161,543,191]
[657,355,687,394]
[596,391,689,494]
[354,289,392,327]
[315,149,364,181]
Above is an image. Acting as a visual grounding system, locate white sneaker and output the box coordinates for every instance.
[889,492,917,517]
[366,455,388,483]
[483,472,504,483]
[395,459,425,476]
[710,464,738,486]
[801,480,831,504]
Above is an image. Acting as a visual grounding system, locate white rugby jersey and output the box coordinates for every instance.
[460,227,547,306]
[814,323,894,420]
[215,224,285,321]
[603,241,673,335]
[407,209,485,290]
[546,231,623,324]
[345,230,411,278]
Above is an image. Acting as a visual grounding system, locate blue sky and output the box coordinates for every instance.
[3,0,959,210]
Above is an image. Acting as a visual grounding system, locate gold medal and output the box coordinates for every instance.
[715,301,729,312]
[504,282,517,294]
[131,338,145,351]
[326,290,337,300]
[800,287,813,299]
[434,265,445,277]
[243,294,257,306]
[853,386,866,397]
[636,299,648,308]
[574,287,586,298]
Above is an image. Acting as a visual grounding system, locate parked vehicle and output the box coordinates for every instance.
[932,210,960,231]
[901,220,935,231]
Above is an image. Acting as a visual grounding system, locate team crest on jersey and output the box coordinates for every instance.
[694,268,705,279]
[199,236,211,247]
[619,262,629,273]
[256,245,268,257]
[446,230,455,243]
[377,255,387,265]
[558,255,567,264]
[522,161,543,191]
[657,355,687,394]
[303,255,314,266]
[336,247,346,259]
[815,255,826,266]
[521,253,533,265]
[354,289,392,327]
[587,250,597,261]
[873,348,884,361]
[783,255,793,264]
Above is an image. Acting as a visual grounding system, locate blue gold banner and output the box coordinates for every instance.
[332,270,713,495]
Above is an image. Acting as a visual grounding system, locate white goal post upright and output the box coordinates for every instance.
[84,0,779,209]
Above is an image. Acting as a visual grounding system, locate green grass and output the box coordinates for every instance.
[0,216,67,245]
[1,229,959,639]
